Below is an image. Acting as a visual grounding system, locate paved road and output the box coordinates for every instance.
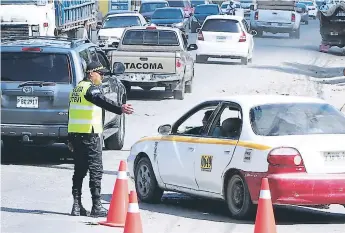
[2,19,345,233]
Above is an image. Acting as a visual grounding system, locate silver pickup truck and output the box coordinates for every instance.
[107,25,198,100]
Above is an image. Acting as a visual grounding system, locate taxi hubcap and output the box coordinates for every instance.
[137,164,151,196]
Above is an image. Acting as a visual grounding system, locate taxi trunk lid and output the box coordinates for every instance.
[1,51,73,125]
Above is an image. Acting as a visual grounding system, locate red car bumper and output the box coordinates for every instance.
[245,172,345,205]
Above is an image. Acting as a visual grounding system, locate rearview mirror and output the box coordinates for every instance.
[187,44,198,51]
[113,62,126,75]
[158,124,171,135]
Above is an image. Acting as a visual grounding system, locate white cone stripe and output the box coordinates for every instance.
[117,171,127,179]
[128,203,140,213]
[259,190,271,199]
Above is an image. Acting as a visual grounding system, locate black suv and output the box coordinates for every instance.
[1,36,127,156]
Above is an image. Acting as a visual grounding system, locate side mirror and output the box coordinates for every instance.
[134,9,138,12]
[113,62,126,75]
[250,5,254,10]
[112,41,119,48]
[158,124,172,135]
[187,44,198,51]
[196,28,201,33]
[250,30,257,36]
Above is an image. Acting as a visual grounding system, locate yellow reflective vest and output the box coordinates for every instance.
[68,81,103,133]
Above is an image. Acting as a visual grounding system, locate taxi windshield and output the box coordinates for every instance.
[250,103,345,136]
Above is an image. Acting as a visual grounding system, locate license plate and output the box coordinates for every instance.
[216,36,227,42]
[330,31,339,35]
[16,96,39,108]
[271,23,279,27]
[323,151,345,161]
[131,74,152,81]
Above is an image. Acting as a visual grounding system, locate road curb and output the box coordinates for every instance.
[310,76,345,84]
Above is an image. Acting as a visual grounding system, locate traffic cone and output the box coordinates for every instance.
[123,191,143,233]
[254,178,277,233]
[99,160,129,227]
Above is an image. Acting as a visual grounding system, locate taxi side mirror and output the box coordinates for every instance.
[158,124,171,135]
[113,62,125,75]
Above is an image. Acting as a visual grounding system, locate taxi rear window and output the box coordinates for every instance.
[202,19,241,33]
[1,52,71,83]
[250,103,345,136]
[122,30,180,46]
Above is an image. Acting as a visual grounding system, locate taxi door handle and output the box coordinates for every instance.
[188,147,195,152]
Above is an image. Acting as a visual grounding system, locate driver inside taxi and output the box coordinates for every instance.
[184,110,221,136]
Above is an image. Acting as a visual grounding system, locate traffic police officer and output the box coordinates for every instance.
[68,61,133,217]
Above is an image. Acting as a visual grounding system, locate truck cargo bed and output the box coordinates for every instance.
[257,0,296,10]
[55,0,96,31]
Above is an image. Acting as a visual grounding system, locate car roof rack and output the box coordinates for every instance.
[0,36,91,48]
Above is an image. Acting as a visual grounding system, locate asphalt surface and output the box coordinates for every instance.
[1,19,345,233]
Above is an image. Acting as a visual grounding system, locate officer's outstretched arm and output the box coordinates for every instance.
[84,85,122,115]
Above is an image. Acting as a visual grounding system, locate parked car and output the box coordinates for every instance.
[190,4,222,32]
[139,0,169,22]
[296,3,309,24]
[196,15,254,64]
[151,7,190,34]
[97,13,147,49]
[1,36,127,160]
[167,0,194,17]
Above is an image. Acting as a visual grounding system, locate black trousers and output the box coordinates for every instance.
[69,133,103,199]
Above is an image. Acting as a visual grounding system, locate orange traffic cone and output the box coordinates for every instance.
[99,160,129,227]
[123,191,143,233]
[254,178,277,233]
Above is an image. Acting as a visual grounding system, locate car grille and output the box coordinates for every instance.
[1,24,29,37]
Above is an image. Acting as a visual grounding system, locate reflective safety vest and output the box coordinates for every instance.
[67,81,103,133]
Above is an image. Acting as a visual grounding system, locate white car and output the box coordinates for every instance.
[195,15,254,64]
[127,94,345,219]
[298,1,319,18]
[97,13,147,48]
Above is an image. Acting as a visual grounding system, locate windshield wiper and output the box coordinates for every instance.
[18,81,56,88]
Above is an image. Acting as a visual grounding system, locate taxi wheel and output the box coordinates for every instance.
[226,174,254,219]
[135,157,164,203]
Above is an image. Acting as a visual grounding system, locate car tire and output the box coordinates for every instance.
[255,30,263,37]
[135,157,164,203]
[196,55,208,63]
[104,114,125,150]
[173,89,185,100]
[226,174,255,219]
[241,57,248,65]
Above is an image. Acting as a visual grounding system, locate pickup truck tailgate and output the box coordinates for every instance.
[111,51,176,74]
[258,10,293,23]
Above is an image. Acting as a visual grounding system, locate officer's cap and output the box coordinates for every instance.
[86,61,109,74]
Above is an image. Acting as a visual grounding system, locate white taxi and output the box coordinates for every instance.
[127,95,345,219]
[195,15,254,65]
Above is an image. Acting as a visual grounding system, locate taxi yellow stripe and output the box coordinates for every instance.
[137,136,271,150]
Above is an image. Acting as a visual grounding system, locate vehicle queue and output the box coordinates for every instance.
[1,0,344,222]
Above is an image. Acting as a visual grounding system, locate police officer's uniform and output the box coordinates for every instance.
[68,61,123,217]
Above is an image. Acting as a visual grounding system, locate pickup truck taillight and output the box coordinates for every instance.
[267,147,306,174]
[291,13,296,22]
[197,31,204,40]
[239,31,246,42]
[176,58,182,68]
[254,11,258,20]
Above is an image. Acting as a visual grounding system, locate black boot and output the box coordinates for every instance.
[71,191,90,216]
[90,188,108,218]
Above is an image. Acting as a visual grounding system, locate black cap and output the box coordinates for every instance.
[86,61,109,74]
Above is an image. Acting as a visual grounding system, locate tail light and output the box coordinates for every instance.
[176,58,182,68]
[43,22,49,27]
[22,47,42,52]
[239,31,246,42]
[254,11,258,20]
[291,13,295,22]
[197,31,204,40]
[267,147,306,174]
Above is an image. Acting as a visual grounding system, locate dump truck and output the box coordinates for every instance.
[319,2,345,52]
[0,0,96,38]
